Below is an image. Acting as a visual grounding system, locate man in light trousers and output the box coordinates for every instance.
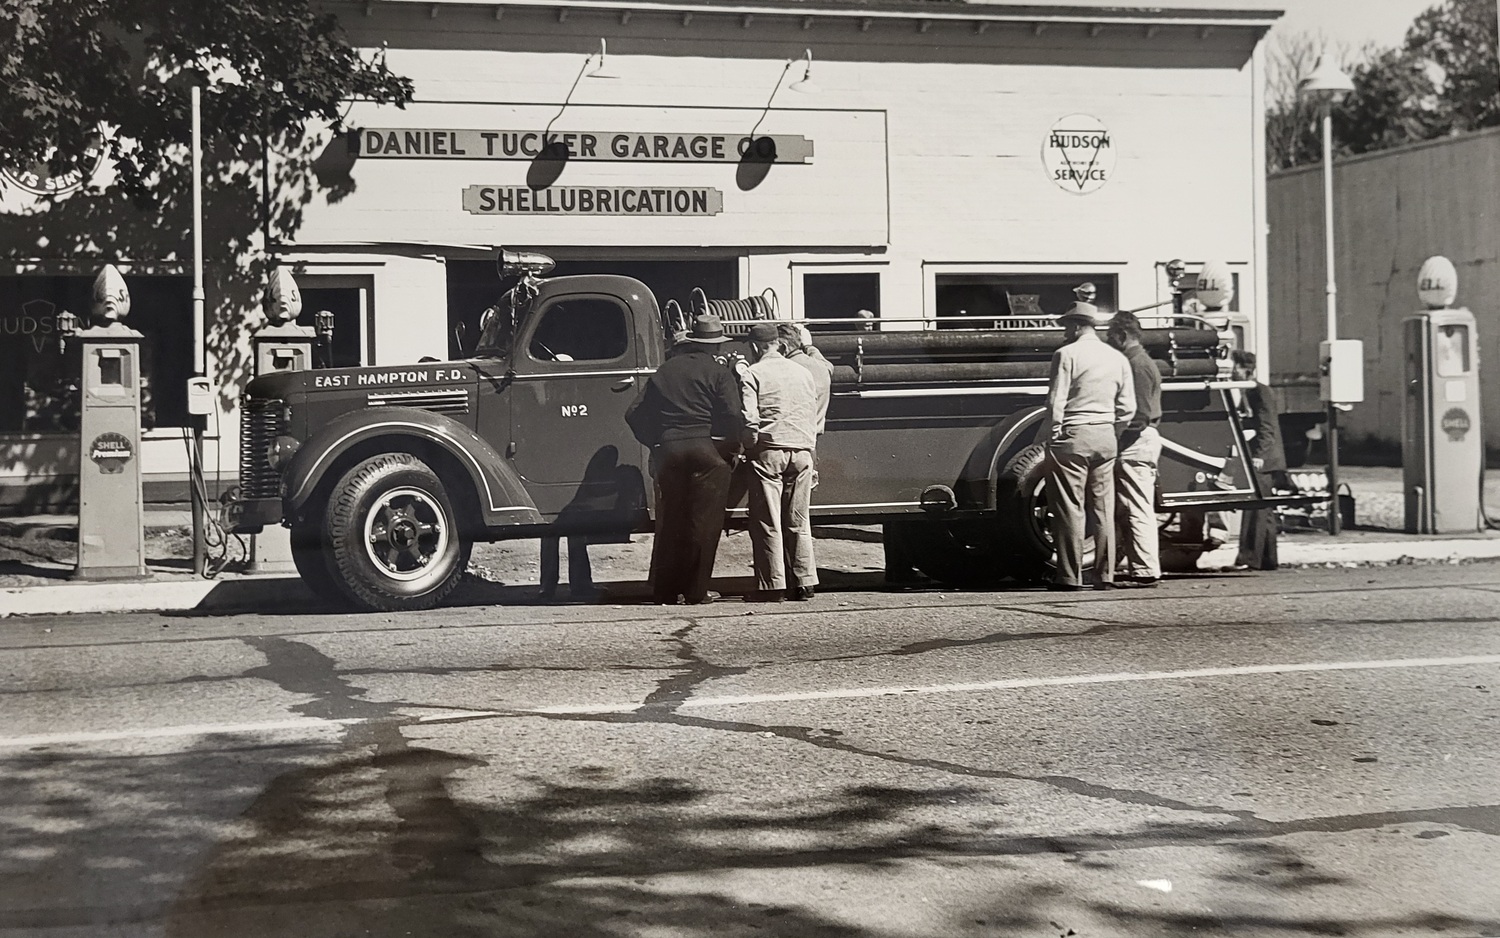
[1043,294,1135,591]
[741,322,822,602]
[1107,310,1163,587]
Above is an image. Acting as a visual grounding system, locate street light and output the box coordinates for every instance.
[1298,53,1354,535]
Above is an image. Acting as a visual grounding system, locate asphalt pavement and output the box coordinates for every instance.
[2,562,1497,936]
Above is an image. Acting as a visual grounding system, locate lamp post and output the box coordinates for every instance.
[1298,54,1354,535]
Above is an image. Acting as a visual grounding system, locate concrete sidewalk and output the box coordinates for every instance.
[4,467,1500,618]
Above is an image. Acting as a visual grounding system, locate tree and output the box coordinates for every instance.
[0,0,413,205]
[1265,0,1499,171]
[1403,0,1500,135]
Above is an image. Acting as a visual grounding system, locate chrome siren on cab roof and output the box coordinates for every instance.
[498,249,555,280]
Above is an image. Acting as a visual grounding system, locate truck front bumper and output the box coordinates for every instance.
[225,497,283,535]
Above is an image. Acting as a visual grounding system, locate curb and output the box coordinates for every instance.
[4,538,1500,618]
[1203,537,1500,569]
[2,576,313,618]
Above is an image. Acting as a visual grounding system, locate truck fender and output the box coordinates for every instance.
[958,406,1047,509]
[282,407,541,528]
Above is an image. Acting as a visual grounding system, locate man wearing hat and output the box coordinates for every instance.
[626,313,747,604]
[1043,291,1135,591]
[741,321,822,602]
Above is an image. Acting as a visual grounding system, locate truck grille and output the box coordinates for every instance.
[239,395,288,499]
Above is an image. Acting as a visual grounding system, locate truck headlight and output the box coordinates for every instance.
[266,434,301,470]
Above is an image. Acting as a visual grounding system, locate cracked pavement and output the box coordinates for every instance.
[2,563,1499,936]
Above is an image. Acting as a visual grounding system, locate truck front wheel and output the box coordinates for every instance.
[327,453,471,612]
[290,520,346,605]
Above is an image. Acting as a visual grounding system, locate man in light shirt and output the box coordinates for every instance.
[742,322,822,602]
[1042,294,1135,591]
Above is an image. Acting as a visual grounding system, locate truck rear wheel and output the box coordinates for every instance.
[290,520,347,605]
[327,453,470,612]
[995,443,1096,583]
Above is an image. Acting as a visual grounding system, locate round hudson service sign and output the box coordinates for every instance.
[1043,115,1115,195]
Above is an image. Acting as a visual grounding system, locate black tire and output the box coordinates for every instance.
[326,453,471,612]
[994,443,1097,584]
[890,518,1006,589]
[290,520,348,606]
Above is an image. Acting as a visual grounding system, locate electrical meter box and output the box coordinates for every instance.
[75,323,148,580]
[1319,339,1365,404]
[1404,308,1483,533]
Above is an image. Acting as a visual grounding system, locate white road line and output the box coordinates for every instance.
[8,655,1500,746]
[0,709,501,751]
[528,654,1500,715]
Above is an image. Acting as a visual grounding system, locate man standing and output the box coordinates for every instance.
[1231,350,1288,571]
[1043,294,1135,591]
[1107,310,1163,587]
[626,313,746,605]
[742,322,821,602]
[779,322,834,438]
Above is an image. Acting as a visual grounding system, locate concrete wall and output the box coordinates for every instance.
[1268,127,1500,452]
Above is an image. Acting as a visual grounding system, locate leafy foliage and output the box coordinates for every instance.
[0,0,413,205]
[1266,0,1499,171]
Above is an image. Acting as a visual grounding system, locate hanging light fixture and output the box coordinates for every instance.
[787,48,818,94]
[586,38,620,79]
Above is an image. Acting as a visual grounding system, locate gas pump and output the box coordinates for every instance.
[1404,255,1484,533]
[73,265,148,580]
[246,267,315,573]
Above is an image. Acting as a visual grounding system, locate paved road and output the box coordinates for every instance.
[3,565,1499,937]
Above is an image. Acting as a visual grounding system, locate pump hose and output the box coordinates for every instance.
[181,429,245,578]
[1482,461,1500,530]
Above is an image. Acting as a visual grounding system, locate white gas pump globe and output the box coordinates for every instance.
[1417,255,1459,310]
[91,264,130,322]
[268,267,303,324]
[1195,260,1234,311]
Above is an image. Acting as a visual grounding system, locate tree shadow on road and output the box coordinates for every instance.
[3,730,1498,938]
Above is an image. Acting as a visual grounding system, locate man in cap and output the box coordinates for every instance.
[742,321,822,602]
[1106,309,1163,587]
[626,312,746,604]
[778,322,834,438]
[1042,292,1135,590]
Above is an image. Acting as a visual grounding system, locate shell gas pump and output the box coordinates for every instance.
[73,265,148,580]
[246,267,317,573]
[1404,256,1484,533]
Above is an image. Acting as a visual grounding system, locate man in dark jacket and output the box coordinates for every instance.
[1232,350,1289,571]
[1107,310,1163,587]
[627,313,746,604]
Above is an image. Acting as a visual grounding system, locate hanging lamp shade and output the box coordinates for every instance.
[1298,55,1353,103]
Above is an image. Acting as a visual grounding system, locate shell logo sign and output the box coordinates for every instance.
[1043,115,1115,195]
[0,133,106,199]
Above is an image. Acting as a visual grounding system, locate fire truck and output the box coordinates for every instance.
[228,250,1296,611]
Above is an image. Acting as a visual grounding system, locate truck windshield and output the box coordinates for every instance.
[475,294,519,358]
